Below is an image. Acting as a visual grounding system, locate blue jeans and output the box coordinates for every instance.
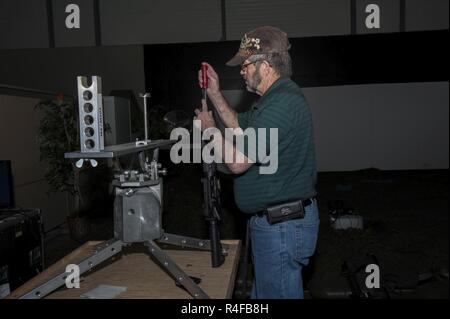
[250,199,320,299]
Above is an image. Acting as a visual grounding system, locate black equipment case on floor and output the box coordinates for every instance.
[0,209,44,298]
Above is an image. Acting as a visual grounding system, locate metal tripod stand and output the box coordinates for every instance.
[17,75,229,298]
[18,141,227,299]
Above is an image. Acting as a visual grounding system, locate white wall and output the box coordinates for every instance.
[303,81,449,171]
[0,94,68,231]
[224,81,449,172]
[0,45,146,231]
[0,45,146,110]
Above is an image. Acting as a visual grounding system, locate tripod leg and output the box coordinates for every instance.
[145,240,209,299]
[158,233,211,250]
[158,232,229,253]
[18,239,123,299]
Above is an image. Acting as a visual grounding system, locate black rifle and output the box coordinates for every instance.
[201,155,226,268]
[199,65,226,268]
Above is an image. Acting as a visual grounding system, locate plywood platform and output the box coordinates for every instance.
[9,239,241,299]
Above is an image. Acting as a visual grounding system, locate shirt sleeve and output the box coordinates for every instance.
[237,112,250,130]
[235,101,294,164]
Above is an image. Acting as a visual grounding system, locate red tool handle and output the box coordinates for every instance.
[201,64,208,89]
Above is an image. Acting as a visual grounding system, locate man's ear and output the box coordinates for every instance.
[265,61,276,77]
[261,60,271,75]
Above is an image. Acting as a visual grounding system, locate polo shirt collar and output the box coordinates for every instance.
[251,76,290,111]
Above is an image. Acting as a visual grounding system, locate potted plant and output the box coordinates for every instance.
[35,93,91,240]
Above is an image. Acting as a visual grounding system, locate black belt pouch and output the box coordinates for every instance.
[266,199,305,225]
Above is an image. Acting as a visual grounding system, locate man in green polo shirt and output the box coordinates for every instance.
[194,26,319,299]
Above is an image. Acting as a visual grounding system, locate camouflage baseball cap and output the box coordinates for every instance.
[226,26,291,66]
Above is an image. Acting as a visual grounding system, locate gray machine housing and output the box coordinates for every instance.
[114,180,163,243]
[103,96,131,146]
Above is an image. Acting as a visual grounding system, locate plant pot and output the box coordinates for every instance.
[67,216,91,240]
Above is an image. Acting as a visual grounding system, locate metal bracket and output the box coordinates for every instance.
[19,239,123,299]
[77,76,105,152]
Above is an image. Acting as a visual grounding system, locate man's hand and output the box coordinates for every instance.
[194,99,216,131]
[198,62,220,97]
[197,62,239,130]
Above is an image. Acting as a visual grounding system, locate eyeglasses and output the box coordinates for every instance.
[241,59,267,72]
[240,61,257,72]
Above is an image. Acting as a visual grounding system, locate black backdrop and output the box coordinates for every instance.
[144,30,448,113]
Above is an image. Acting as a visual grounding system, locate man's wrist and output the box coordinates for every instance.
[208,90,222,101]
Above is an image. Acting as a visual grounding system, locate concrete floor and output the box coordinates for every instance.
[308,169,448,299]
[43,168,449,299]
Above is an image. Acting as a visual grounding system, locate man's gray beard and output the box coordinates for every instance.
[246,67,262,93]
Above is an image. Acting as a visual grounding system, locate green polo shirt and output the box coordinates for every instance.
[234,77,317,214]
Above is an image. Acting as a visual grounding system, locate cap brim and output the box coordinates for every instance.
[226,52,246,66]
